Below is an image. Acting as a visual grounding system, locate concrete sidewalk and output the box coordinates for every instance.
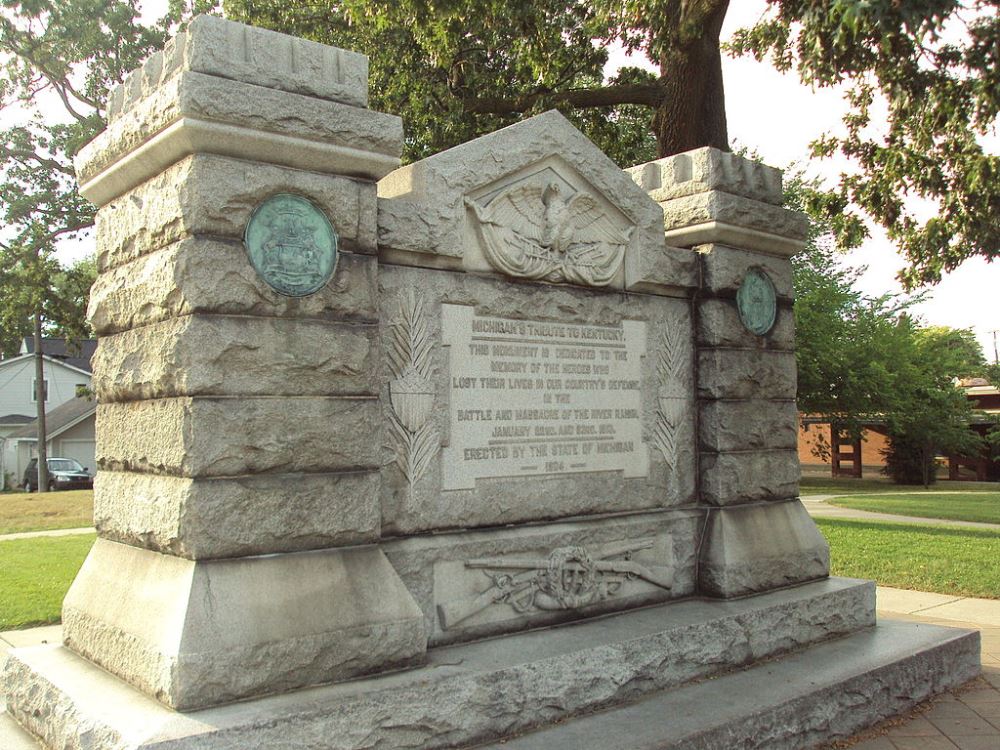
[802,494,1000,532]
[0,527,94,542]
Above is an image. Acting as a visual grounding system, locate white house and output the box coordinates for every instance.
[0,338,96,489]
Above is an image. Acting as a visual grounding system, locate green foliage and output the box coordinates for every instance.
[0,1,200,352]
[0,533,95,629]
[878,317,985,486]
[728,1,1000,287]
[224,0,659,165]
[882,433,941,485]
[817,517,1000,599]
[790,172,985,485]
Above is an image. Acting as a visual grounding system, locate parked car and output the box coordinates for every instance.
[22,457,94,492]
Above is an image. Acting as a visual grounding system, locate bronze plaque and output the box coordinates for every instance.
[244,193,339,297]
[736,268,777,336]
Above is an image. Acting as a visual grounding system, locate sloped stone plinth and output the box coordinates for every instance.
[1,579,902,749]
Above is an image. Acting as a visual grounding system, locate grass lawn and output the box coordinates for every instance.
[816,518,1000,599]
[800,476,995,496]
[829,492,1000,525]
[0,533,95,630]
[0,489,94,534]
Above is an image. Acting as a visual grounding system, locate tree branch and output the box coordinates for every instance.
[1,146,75,176]
[461,82,663,114]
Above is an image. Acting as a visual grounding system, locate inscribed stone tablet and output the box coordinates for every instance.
[736,268,777,336]
[441,304,649,490]
[244,193,339,297]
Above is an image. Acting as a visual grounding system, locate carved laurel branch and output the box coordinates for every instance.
[387,291,439,489]
[656,325,686,389]
[388,414,438,490]
[388,290,434,381]
[653,325,686,467]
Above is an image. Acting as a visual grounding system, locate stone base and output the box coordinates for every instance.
[488,619,980,749]
[699,500,831,597]
[1,578,966,750]
[59,539,426,710]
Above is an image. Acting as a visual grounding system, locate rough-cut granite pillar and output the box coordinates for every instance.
[629,149,830,597]
[66,15,425,710]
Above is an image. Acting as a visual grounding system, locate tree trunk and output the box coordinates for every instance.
[652,0,730,157]
[33,313,48,493]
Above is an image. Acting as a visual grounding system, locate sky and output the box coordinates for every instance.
[56,1,1000,363]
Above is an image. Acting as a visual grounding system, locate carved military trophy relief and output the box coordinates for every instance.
[387,291,439,494]
[438,539,674,630]
[466,182,633,287]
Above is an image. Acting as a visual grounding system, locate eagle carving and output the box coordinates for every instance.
[466,183,633,287]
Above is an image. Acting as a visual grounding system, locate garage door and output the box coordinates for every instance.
[59,439,97,473]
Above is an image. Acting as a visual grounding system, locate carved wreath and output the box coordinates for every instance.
[466,183,633,287]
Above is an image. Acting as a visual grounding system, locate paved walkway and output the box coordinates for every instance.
[0,527,94,542]
[802,494,1000,532]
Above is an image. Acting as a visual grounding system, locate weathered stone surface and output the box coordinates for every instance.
[92,316,378,401]
[696,243,794,298]
[699,400,798,452]
[89,239,377,335]
[658,191,809,240]
[78,72,402,202]
[4,579,887,749]
[697,349,797,400]
[700,450,800,505]
[624,242,699,295]
[93,470,379,559]
[696,299,795,350]
[378,265,697,533]
[488,621,979,750]
[384,510,700,646]
[95,155,377,272]
[58,540,425,710]
[96,397,379,477]
[665,221,806,257]
[377,111,666,291]
[628,148,784,205]
[698,500,830,597]
[107,15,369,122]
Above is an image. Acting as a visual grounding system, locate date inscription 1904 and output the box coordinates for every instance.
[441,305,649,490]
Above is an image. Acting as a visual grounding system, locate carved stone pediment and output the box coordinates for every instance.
[466,177,634,287]
[377,111,695,293]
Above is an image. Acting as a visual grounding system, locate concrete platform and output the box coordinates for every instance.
[0,578,979,750]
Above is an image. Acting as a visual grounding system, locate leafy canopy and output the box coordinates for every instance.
[0,1,209,353]
[730,0,999,287]
[228,0,999,287]
[790,173,987,484]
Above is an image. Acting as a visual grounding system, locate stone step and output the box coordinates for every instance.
[477,619,980,750]
[0,707,41,749]
[4,578,878,749]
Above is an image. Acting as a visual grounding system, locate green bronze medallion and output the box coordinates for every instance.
[244,193,339,297]
[736,268,777,336]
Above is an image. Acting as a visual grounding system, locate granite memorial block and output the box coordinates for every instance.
[1,15,979,750]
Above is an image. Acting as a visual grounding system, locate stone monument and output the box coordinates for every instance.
[2,15,980,749]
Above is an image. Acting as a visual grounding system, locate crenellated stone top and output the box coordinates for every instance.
[76,15,400,207]
[107,15,369,122]
[626,148,784,206]
[626,148,806,256]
